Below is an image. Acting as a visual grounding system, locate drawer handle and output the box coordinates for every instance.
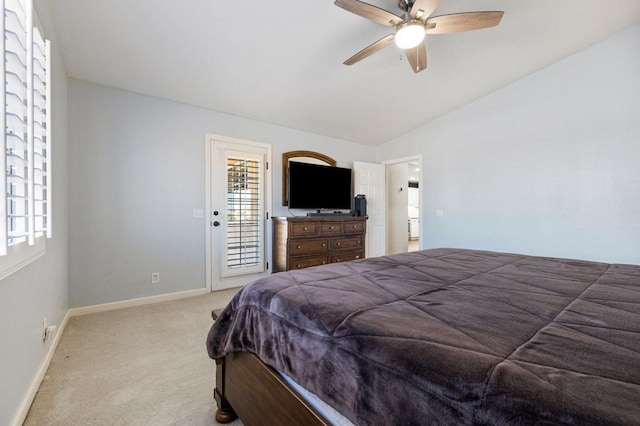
[336,259,341,262]
[355,255,360,259]
[297,245,301,249]
[322,243,326,247]
[357,240,361,244]
[296,264,301,268]
[303,226,308,230]
[330,226,335,230]
[352,225,357,229]
[337,242,341,246]
[322,261,327,264]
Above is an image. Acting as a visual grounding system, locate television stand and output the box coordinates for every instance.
[272,216,367,272]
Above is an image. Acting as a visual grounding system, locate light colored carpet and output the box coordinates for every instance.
[24,289,243,426]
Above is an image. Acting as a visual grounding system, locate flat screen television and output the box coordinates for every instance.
[288,161,352,210]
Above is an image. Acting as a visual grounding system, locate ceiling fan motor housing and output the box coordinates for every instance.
[398,0,415,13]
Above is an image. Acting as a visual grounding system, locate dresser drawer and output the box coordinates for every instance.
[290,256,329,270]
[332,236,363,251]
[319,222,342,235]
[289,238,329,256]
[343,221,365,234]
[331,251,364,263]
[290,222,319,236]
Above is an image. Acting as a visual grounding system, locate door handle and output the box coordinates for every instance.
[213,221,221,227]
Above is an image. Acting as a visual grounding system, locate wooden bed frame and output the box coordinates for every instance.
[214,352,332,425]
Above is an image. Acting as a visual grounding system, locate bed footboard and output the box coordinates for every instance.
[214,352,331,425]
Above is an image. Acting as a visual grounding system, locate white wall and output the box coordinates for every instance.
[0,1,69,424]
[377,24,640,265]
[67,80,376,307]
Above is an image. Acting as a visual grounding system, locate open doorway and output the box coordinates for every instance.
[384,156,422,255]
[353,157,422,257]
[408,162,420,252]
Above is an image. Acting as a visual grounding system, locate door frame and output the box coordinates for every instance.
[205,134,272,292]
[382,155,423,253]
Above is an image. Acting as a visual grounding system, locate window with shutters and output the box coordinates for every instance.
[0,0,52,280]
[225,157,263,273]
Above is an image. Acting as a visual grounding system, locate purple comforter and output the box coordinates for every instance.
[207,248,640,425]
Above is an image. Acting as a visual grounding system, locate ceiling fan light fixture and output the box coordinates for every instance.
[394,22,425,49]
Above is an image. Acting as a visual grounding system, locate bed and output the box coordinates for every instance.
[206,248,640,425]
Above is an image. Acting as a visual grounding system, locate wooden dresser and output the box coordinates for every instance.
[272,216,367,272]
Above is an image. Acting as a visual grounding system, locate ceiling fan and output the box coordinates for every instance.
[334,0,504,73]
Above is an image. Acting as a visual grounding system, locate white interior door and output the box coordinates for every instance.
[353,162,386,258]
[387,163,409,255]
[209,137,271,291]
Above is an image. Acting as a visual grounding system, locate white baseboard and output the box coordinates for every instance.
[68,287,209,317]
[11,309,71,426]
[11,287,208,425]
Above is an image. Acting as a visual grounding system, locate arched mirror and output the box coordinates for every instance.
[282,151,336,206]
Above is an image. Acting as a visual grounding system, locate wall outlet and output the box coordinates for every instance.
[43,318,56,341]
[151,272,160,284]
[45,325,57,341]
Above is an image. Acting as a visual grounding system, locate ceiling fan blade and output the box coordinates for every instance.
[344,34,395,65]
[334,0,403,26]
[426,11,504,34]
[409,0,440,20]
[405,41,427,73]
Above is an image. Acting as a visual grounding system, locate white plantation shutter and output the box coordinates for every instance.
[224,153,264,275]
[2,0,29,249]
[0,0,51,277]
[32,24,49,239]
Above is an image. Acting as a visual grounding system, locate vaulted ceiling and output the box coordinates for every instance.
[49,0,640,145]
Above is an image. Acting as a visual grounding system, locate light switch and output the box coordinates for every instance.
[435,209,444,218]
[193,209,204,218]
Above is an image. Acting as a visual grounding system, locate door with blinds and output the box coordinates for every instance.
[210,138,271,291]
